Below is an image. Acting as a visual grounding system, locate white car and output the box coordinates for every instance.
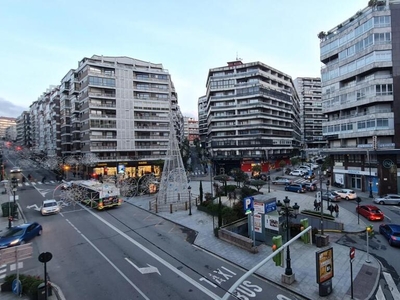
[373,194,400,205]
[41,199,60,216]
[10,167,22,173]
[290,170,305,176]
[335,189,357,200]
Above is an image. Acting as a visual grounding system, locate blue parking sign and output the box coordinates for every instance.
[243,197,254,212]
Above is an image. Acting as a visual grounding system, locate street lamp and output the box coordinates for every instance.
[9,177,18,228]
[265,149,270,193]
[356,197,361,225]
[188,185,192,216]
[276,196,300,276]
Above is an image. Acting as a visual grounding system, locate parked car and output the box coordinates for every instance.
[0,222,42,248]
[272,178,291,185]
[285,184,306,193]
[374,194,400,206]
[356,205,384,221]
[303,173,316,180]
[40,199,61,216]
[321,191,341,202]
[289,170,305,176]
[379,224,400,247]
[335,189,357,200]
[302,183,317,191]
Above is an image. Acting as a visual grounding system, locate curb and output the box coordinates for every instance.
[49,281,66,300]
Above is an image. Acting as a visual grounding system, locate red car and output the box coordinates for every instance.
[356,205,384,221]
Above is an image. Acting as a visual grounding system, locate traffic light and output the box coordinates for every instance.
[300,219,310,244]
[272,235,283,267]
[366,225,374,237]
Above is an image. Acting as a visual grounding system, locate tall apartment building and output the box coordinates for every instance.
[202,60,301,175]
[0,117,16,140]
[293,77,326,156]
[58,55,179,177]
[183,117,199,145]
[198,95,207,148]
[15,111,32,148]
[320,0,400,195]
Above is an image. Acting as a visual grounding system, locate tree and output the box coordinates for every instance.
[230,168,248,187]
[214,174,231,195]
[249,179,267,192]
[290,157,300,167]
[199,180,203,204]
[251,164,262,176]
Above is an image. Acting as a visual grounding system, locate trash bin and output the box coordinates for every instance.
[1,202,10,217]
[37,282,52,300]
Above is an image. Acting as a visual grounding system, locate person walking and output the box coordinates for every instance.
[328,204,334,216]
[334,204,339,217]
[314,199,318,211]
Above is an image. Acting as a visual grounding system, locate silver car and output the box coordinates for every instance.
[335,189,357,200]
[374,194,400,206]
[41,199,61,216]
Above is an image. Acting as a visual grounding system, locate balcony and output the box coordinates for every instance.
[89,135,117,140]
[89,114,116,119]
[88,92,116,98]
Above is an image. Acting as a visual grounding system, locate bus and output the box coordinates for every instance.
[67,180,123,210]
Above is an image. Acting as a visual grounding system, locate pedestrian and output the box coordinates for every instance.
[328,204,334,216]
[28,174,32,181]
[42,176,46,183]
[334,204,339,217]
[314,199,318,211]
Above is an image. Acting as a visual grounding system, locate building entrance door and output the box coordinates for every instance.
[350,175,361,189]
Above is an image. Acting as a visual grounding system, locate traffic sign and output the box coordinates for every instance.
[243,197,254,212]
[350,247,355,260]
[38,252,53,263]
[12,279,22,295]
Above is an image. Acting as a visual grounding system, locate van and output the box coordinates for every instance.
[285,184,306,193]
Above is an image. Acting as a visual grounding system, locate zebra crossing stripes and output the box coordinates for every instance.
[18,180,56,187]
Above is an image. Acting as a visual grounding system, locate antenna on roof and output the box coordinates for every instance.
[236,52,242,61]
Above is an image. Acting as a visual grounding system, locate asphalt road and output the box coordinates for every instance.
[3,157,306,300]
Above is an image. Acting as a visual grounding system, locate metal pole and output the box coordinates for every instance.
[188,189,192,216]
[366,230,371,263]
[285,209,292,275]
[44,262,48,300]
[350,259,354,299]
[267,150,270,193]
[368,149,373,198]
[357,202,360,225]
[319,167,324,235]
[252,211,256,247]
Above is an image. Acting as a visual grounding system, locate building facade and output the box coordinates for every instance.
[183,117,199,145]
[202,60,302,176]
[293,77,326,157]
[320,0,400,195]
[15,111,32,148]
[0,117,16,140]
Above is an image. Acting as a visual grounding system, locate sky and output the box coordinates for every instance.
[0,0,368,119]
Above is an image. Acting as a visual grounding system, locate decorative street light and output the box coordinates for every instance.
[188,185,192,216]
[10,177,18,228]
[276,196,300,276]
[356,197,362,225]
[367,149,373,198]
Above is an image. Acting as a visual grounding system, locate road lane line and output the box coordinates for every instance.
[71,205,221,300]
[383,272,400,299]
[66,219,150,300]
[375,285,385,300]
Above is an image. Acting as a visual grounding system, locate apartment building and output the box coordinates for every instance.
[198,95,207,148]
[320,0,400,195]
[293,77,326,156]
[58,55,179,177]
[0,117,16,140]
[183,117,199,145]
[202,60,302,176]
[15,111,32,148]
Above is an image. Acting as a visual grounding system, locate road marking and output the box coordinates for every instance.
[69,205,221,300]
[385,215,392,222]
[125,258,160,275]
[9,262,23,271]
[383,272,400,299]
[66,219,150,300]
[375,285,385,300]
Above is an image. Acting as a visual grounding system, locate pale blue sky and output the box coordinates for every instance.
[0,0,367,118]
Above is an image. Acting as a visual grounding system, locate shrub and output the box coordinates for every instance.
[2,274,44,297]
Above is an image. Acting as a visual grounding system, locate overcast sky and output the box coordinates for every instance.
[0,0,367,118]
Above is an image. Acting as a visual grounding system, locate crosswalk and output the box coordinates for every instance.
[375,272,400,300]
[0,262,24,280]
[18,180,59,187]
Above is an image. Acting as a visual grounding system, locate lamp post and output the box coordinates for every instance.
[276,196,300,276]
[10,177,18,228]
[188,185,192,216]
[265,149,270,193]
[367,149,373,198]
[356,197,361,225]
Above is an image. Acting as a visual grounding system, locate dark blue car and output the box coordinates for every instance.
[0,222,42,248]
[379,224,400,247]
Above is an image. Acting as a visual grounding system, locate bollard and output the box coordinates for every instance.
[149,201,152,211]
[155,203,158,213]
[170,204,172,214]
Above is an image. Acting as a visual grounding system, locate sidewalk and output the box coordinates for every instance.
[0,192,65,300]
[127,178,381,300]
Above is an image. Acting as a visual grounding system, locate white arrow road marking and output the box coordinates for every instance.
[125,258,161,275]
[26,204,40,211]
[383,272,400,299]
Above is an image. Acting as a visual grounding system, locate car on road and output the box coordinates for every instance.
[356,205,384,221]
[302,183,317,191]
[289,170,305,176]
[272,178,291,185]
[0,222,42,248]
[10,166,22,173]
[335,189,357,200]
[373,194,400,206]
[284,184,305,193]
[379,224,400,247]
[321,191,341,202]
[41,199,60,216]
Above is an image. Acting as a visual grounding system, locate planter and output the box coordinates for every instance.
[1,281,12,292]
